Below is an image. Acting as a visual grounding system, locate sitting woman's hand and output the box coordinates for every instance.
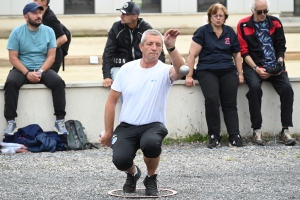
[185,76,195,87]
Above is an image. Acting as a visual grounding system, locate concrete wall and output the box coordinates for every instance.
[0,0,294,15]
[1,78,300,143]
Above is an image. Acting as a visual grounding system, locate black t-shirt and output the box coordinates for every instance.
[42,6,64,39]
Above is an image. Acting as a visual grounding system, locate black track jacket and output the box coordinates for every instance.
[102,18,165,79]
[237,15,286,68]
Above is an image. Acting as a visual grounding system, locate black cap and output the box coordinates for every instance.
[116,2,140,15]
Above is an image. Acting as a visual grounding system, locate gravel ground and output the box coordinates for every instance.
[1,141,300,200]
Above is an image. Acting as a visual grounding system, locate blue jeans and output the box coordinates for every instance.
[111,67,120,80]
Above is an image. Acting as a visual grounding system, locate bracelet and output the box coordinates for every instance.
[238,70,243,75]
[167,46,175,53]
[24,70,30,77]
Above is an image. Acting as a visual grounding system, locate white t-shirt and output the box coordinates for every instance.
[111,59,173,126]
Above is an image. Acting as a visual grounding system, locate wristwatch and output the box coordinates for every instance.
[167,46,175,53]
[252,66,258,71]
[38,69,44,75]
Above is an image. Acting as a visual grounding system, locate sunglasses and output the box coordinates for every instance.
[255,9,269,15]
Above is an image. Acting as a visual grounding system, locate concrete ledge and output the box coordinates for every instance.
[1,78,300,143]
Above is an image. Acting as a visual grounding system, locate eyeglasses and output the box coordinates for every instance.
[255,9,269,15]
[213,14,224,18]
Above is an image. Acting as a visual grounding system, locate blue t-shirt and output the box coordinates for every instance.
[7,24,56,70]
[192,24,240,71]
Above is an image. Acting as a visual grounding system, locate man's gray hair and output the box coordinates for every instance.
[140,29,163,45]
[250,0,270,11]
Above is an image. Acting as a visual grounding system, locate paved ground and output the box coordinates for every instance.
[1,142,300,200]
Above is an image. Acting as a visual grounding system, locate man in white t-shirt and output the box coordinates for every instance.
[100,29,185,196]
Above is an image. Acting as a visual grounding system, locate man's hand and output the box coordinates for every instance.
[256,67,272,79]
[238,74,244,84]
[99,132,111,147]
[27,72,41,83]
[103,78,113,87]
[164,29,180,49]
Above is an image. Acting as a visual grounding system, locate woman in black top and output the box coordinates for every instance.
[185,3,245,148]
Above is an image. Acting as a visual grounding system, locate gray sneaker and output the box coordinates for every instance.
[4,120,17,136]
[53,119,69,135]
[279,129,296,146]
[253,129,264,146]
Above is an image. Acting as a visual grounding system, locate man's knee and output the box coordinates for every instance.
[142,140,162,158]
[112,153,134,171]
[246,83,262,98]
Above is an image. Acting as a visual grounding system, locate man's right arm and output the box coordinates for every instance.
[102,27,118,79]
[100,89,121,147]
[9,50,28,75]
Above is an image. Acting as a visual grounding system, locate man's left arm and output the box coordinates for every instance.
[56,34,67,47]
[48,16,67,47]
[41,48,56,71]
[164,29,185,81]
[273,19,286,62]
[40,29,57,71]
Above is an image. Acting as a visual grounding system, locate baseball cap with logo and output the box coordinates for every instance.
[23,2,44,15]
[116,2,140,15]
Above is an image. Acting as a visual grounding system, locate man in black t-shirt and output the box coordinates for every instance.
[34,0,68,72]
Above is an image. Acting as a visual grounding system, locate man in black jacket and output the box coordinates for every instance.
[34,0,68,72]
[102,1,165,88]
[237,0,296,146]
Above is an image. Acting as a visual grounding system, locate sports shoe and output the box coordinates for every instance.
[207,135,220,149]
[252,129,264,146]
[279,129,296,146]
[143,174,158,196]
[53,119,69,135]
[4,120,17,136]
[123,165,141,193]
[229,135,246,147]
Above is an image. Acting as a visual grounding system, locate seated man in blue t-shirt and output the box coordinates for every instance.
[4,2,68,136]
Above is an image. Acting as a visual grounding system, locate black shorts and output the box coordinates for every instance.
[111,122,168,171]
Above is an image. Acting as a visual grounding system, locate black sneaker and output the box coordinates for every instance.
[123,165,141,193]
[207,135,220,149]
[229,135,246,147]
[143,174,158,196]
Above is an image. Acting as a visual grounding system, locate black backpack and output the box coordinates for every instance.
[65,120,97,150]
[61,24,72,71]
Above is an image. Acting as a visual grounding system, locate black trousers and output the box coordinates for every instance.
[112,122,168,171]
[196,68,240,140]
[243,66,294,129]
[4,68,66,121]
